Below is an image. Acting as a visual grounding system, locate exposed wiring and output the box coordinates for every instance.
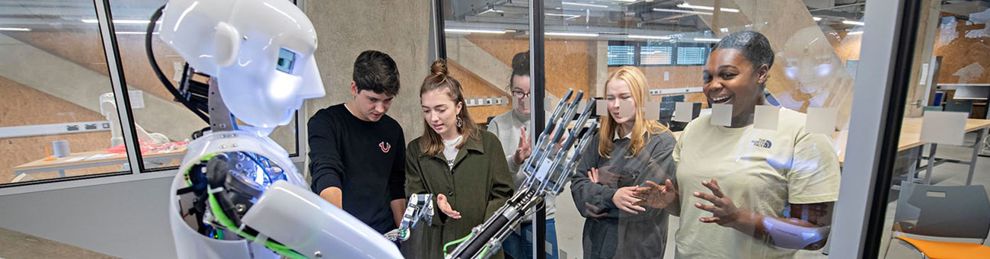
[146,5,209,123]
[443,233,474,256]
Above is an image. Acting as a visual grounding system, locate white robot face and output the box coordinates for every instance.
[159,0,325,130]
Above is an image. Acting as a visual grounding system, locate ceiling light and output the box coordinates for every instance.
[842,20,865,26]
[653,8,711,16]
[693,37,721,42]
[676,3,739,13]
[445,28,506,34]
[546,13,582,19]
[0,27,31,32]
[115,31,160,35]
[847,31,863,35]
[81,19,160,24]
[813,17,822,21]
[546,32,599,37]
[562,2,609,8]
[628,34,671,40]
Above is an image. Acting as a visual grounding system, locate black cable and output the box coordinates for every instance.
[146,4,210,123]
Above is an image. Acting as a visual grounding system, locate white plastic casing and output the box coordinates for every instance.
[242,181,404,259]
[159,0,325,130]
[170,131,303,259]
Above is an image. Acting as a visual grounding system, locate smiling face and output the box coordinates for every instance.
[703,48,769,121]
[421,88,462,139]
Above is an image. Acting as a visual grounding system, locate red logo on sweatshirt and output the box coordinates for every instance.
[379,141,391,153]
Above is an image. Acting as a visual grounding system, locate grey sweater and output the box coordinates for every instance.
[570,130,677,259]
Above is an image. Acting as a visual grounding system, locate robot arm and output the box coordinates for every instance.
[385,193,435,242]
[161,0,400,258]
[445,90,599,259]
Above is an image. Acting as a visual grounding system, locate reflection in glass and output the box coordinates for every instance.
[439,1,871,258]
[0,0,135,184]
[676,31,841,258]
[570,67,676,258]
[109,0,300,172]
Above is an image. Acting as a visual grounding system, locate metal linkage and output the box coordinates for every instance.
[385,193,434,242]
[446,89,599,259]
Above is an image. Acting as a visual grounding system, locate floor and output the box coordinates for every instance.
[551,133,990,259]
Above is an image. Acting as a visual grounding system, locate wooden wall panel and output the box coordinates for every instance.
[465,36,595,98]
[4,31,184,101]
[447,61,512,124]
[933,17,990,84]
[459,36,712,116]
[0,76,113,183]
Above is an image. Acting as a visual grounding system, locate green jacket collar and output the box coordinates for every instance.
[430,134,485,165]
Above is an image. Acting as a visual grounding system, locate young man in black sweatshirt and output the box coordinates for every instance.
[308,50,406,234]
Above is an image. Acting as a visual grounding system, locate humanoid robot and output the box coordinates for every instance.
[157,0,403,258]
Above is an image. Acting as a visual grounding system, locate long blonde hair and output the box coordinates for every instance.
[598,66,668,158]
[419,59,479,156]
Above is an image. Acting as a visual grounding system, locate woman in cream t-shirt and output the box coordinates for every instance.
[640,31,841,258]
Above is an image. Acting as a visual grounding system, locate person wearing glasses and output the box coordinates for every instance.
[486,51,559,259]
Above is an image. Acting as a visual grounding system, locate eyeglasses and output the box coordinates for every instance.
[511,90,531,98]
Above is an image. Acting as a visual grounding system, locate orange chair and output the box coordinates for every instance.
[888,184,990,259]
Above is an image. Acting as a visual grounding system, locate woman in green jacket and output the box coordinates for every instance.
[406,59,515,259]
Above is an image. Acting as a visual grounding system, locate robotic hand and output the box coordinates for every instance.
[445,90,599,259]
[384,193,435,242]
[160,0,401,258]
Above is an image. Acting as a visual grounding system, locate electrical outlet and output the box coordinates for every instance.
[485,98,493,105]
[649,89,661,95]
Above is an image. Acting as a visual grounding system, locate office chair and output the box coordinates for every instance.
[887,183,990,258]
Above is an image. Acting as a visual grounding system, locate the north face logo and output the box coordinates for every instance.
[751,138,772,149]
[379,141,391,153]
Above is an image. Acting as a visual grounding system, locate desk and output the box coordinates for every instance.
[12,145,186,182]
[830,118,990,185]
[918,119,990,185]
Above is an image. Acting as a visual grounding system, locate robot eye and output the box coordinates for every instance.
[276,48,297,74]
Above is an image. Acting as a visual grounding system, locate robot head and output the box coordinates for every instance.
[159,0,325,130]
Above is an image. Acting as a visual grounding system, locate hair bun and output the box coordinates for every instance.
[430,59,448,76]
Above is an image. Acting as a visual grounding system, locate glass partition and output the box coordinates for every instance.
[878,0,990,257]
[108,0,300,172]
[0,0,303,187]
[538,1,869,258]
[437,0,880,258]
[0,0,134,185]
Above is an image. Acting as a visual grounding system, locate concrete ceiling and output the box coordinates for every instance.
[442,0,874,41]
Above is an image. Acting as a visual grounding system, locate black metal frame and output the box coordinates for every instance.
[529,0,547,258]
[99,0,146,174]
[861,0,923,257]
